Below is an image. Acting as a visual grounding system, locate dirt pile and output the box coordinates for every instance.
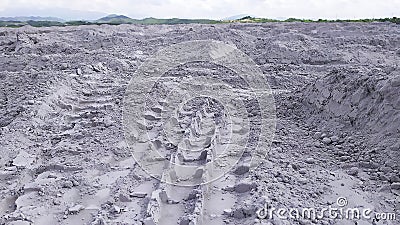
[300,67,400,171]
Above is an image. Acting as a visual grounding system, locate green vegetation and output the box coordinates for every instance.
[0,20,64,27]
[0,16,398,28]
[231,16,400,24]
[0,21,24,27]
[27,20,64,27]
[65,21,93,26]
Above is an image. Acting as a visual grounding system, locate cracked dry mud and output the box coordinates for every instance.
[0,22,399,225]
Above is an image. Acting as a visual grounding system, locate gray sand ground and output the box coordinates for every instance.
[0,22,399,225]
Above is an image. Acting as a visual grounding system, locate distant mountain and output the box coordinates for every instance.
[0,16,64,22]
[96,14,135,23]
[1,14,398,28]
[0,7,107,21]
[95,15,218,25]
[99,14,132,20]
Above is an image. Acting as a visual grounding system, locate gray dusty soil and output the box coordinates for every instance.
[0,22,399,225]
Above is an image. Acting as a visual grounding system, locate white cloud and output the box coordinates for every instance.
[0,0,398,20]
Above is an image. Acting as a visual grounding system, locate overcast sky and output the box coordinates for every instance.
[0,0,398,20]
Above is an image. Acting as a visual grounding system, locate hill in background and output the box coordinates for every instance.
[0,14,399,27]
[95,14,218,25]
[96,14,134,23]
[0,16,64,22]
